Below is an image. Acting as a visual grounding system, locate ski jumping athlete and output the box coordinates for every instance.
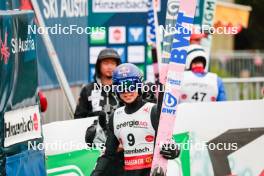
[180,44,227,103]
[91,63,180,176]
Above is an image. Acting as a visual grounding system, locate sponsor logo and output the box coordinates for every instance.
[164,92,177,107]
[42,0,88,19]
[128,27,144,43]
[109,26,126,44]
[90,27,107,44]
[124,154,153,170]
[118,66,130,77]
[5,113,39,138]
[168,78,181,85]
[116,120,148,129]
[143,107,150,113]
[162,92,177,115]
[127,46,145,63]
[110,47,126,63]
[202,0,216,28]
[170,12,194,65]
[4,105,42,147]
[89,47,105,64]
[167,71,182,86]
[0,31,10,64]
[145,135,154,142]
[11,36,35,54]
[124,146,150,155]
[92,0,160,13]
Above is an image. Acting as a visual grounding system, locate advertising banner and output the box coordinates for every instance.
[0,10,44,175]
[43,117,100,176]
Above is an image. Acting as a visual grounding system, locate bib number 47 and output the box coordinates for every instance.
[192,92,207,101]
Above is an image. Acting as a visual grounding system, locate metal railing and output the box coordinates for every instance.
[223,77,264,100]
[211,51,264,78]
[211,51,264,100]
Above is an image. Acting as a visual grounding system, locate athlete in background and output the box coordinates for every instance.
[180,44,226,103]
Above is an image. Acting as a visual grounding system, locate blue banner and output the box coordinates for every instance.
[35,0,89,88]
[6,150,46,176]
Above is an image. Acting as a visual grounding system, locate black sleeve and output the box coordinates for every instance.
[150,90,164,132]
[74,85,92,119]
[91,114,120,176]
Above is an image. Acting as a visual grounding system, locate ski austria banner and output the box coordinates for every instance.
[0,0,88,88]
[43,117,100,175]
[168,100,264,176]
[0,10,45,176]
[32,0,89,88]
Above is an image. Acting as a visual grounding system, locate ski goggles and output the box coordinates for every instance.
[113,77,143,93]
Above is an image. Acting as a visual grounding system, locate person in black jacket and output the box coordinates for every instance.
[91,63,180,176]
[74,48,121,120]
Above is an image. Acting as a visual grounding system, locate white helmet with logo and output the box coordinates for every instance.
[185,44,208,70]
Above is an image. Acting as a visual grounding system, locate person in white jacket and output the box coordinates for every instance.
[180,44,227,103]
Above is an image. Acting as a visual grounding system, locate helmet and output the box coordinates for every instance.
[185,44,208,70]
[112,63,143,94]
[98,48,120,60]
[95,48,121,78]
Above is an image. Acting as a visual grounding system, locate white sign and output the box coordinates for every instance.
[4,105,42,147]
[89,47,106,64]
[168,100,264,176]
[43,117,97,155]
[92,0,161,13]
[109,26,126,44]
[127,46,145,63]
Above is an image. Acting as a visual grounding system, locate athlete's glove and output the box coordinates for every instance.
[160,142,180,160]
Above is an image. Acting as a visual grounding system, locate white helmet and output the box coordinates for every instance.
[185,44,208,70]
